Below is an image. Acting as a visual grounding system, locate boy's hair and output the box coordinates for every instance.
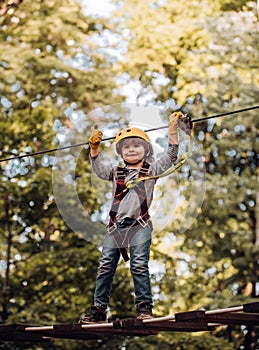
[117,137,154,164]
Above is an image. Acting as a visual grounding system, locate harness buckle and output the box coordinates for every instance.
[136,216,148,228]
[107,223,117,234]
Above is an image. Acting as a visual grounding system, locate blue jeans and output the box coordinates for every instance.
[93,223,153,309]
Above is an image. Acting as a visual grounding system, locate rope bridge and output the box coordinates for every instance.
[0,302,258,342]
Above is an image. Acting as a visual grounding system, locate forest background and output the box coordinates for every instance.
[0,0,258,349]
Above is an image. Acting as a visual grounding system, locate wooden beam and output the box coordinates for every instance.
[0,302,258,342]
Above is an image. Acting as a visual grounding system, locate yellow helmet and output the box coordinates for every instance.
[115,127,150,145]
[115,127,153,160]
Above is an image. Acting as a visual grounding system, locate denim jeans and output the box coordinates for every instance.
[93,223,153,309]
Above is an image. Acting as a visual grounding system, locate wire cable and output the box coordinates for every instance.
[0,104,258,163]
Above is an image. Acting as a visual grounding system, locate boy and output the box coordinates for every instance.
[79,112,188,323]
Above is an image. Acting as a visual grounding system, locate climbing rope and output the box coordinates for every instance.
[125,157,188,188]
[126,134,193,188]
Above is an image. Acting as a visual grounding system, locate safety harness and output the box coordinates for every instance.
[125,136,193,189]
[107,161,152,262]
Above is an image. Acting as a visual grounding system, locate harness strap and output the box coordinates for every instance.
[109,219,152,262]
[125,136,193,189]
[108,162,151,261]
[109,169,128,225]
[108,162,150,226]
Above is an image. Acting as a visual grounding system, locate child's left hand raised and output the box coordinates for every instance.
[178,114,192,136]
[169,112,192,136]
[169,111,184,134]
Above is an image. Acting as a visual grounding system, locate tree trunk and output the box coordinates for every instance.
[1,193,12,323]
[254,170,259,297]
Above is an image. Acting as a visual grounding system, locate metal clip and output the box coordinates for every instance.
[107,223,117,234]
[136,216,148,228]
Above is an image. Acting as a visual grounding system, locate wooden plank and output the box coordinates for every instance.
[54,323,157,337]
[205,306,243,315]
[0,324,51,342]
[25,324,101,340]
[113,318,144,328]
[111,317,214,332]
[144,320,214,332]
[175,305,259,321]
[243,302,259,313]
[1,302,259,342]
[204,313,259,326]
[175,310,205,322]
[0,333,51,342]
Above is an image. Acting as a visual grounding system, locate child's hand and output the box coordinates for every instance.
[178,114,192,136]
[169,111,184,134]
[89,126,103,149]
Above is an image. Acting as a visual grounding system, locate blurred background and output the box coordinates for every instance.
[0,0,258,348]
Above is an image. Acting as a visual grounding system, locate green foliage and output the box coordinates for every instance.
[111,0,259,348]
[114,0,258,107]
[0,0,259,349]
[0,0,123,115]
[0,0,124,346]
[124,331,234,350]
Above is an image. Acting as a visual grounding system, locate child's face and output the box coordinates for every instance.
[121,138,145,165]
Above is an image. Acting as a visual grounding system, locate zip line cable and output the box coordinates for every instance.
[0,104,258,163]
[126,103,258,187]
